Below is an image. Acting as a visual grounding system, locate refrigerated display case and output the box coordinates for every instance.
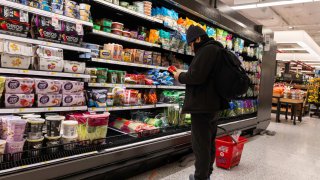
[0,0,276,179]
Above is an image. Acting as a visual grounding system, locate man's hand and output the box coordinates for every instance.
[173,69,182,80]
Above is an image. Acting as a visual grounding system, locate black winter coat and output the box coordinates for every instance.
[178,39,228,114]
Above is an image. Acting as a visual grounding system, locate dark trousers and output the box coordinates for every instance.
[191,113,218,180]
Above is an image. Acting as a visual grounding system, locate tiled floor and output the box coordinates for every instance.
[130,115,320,180]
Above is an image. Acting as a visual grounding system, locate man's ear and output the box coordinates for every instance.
[195,37,201,43]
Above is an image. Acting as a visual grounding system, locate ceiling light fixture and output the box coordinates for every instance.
[231,0,318,10]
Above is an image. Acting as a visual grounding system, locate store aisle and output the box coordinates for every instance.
[130,115,320,180]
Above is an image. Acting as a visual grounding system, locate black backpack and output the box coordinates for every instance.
[214,47,250,99]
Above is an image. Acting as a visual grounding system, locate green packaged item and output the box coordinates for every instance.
[120,1,129,7]
[108,70,118,84]
[93,24,101,31]
[97,75,107,83]
[116,71,126,84]
[97,68,108,76]
[145,118,162,127]
[102,27,111,33]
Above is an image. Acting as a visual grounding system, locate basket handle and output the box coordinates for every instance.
[218,126,239,144]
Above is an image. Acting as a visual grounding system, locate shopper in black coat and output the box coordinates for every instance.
[173,25,227,180]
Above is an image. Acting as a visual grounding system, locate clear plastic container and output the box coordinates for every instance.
[62,135,78,150]
[62,120,78,137]
[26,118,45,140]
[27,137,44,157]
[45,135,61,153]
[6,140,25,160]
[46,116,64,137]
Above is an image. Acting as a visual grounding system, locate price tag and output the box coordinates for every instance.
[76,23,84,36]
[22,70,29,73]
[19,108,25,112]
[50,72,57,75]
[72,107,76,110]
[52,16,60,30]
[47,107,53,111]
[91,107,96,111]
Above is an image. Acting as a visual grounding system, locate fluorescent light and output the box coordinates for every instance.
[257,0,313,7]
[231,4,257,10]
[232,0,316,10]
[278,48,305,51]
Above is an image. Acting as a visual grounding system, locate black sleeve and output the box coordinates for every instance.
[178,45,219,85]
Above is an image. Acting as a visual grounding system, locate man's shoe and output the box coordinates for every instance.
[189,174,210,180]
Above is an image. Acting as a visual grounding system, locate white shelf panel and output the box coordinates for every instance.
[92,30,161,48]
[157,85,186,90]
[91,58,167,70]
[88,105,155,112]
[93,0,163,24]
[0,68,90,79]
[88,83,156,89]
[0,0,93,26]
[0,34,91,53]
[0,106,87,114]
[156,103,179,108]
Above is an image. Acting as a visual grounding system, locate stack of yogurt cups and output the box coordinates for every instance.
[61,119,78,150]
[23,114,45,157]
[45,114,64,153]
[1,115,27,161]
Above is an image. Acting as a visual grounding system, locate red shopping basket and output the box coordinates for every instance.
[215,136,247,169]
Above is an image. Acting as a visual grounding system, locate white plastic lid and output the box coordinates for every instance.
[27,118,45,124]
[62,120,78,126]
[45,135,61,140]
[62,135,78,139]
[46,116,65,121]
[22,114,41,118]
[27,137,44,142]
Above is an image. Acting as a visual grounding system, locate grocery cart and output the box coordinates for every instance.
[215,127,248,169]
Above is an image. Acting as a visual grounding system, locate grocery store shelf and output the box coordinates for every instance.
[0,68,90,79]
[88,105,155,112]
[93,0,163,24]
[88,83,156,89]
[0,0,93,26]
[92,30,161,48]
[157,85,186,90]
[156,103,179,108]
[91,58,167,70]
[0,34,91,53]
[0,106,88,114]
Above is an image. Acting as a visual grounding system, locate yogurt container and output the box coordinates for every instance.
[62,135,77,150]
[46,116,64,137]
[22,114,41,119]
[62,120,78,137]
[45,135,61,154]
[26,118,45,140]
[6,119,27,141]
[27,137,44,157]
[6,140,25,160]
[0,140,6,163]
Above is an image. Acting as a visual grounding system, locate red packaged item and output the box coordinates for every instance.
[0,5,29,36]
[168,66,177,74]
[109,118,159,137]
[123,89,139,106]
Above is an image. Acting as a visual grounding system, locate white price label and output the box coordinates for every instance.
[52,16,60,30]
[76,23,84,36]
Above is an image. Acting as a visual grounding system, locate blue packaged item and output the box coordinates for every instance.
[20,0,29,5]
[52,0,63,4]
